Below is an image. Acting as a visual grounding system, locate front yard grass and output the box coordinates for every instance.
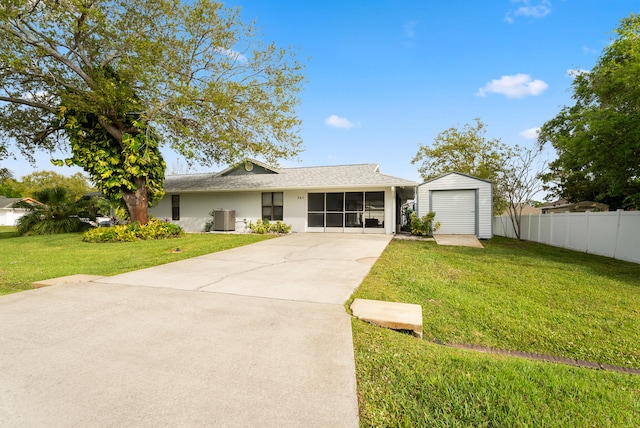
[0,226,272,295]
[351,236,640,427]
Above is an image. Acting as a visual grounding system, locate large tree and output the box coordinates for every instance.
[412,118,511,214]
[21,170,94,201]
[0,0,305,223]
[0,169,23,197]
[538,13,640,210]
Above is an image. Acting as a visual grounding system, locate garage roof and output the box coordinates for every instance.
[420,171,493,185]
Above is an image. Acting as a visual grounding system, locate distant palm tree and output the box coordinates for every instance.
[16,187,89,235]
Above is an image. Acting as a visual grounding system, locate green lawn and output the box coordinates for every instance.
[0,226,272,295]
[350,237,640,427]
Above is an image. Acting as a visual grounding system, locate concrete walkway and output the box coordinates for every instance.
[0,233,391,427]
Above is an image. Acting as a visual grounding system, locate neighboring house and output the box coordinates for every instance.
[416,172,493,239]
[502,203,542,216]
[0,196,40,226]
[150,160,418,234]
[540,199,609,214]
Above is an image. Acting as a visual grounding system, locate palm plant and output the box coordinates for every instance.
[16,187,88,235]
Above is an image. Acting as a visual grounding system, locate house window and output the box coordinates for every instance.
[307,191,385,229]
[262,192,283,221]
[171,195,180,221]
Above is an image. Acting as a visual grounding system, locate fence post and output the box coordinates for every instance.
[614,209,623,259]
[564,212,569,249]
[538,213,542,243]
[585,211,590,254]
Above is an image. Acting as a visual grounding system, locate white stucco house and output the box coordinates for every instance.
[416,172,493,239]
[0,196,38,226]
[150,159,418,234]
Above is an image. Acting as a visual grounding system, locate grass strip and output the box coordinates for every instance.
[351,236,640,426]
[0,226,272,295]
[353,320,640,428]
[350,237,640,369]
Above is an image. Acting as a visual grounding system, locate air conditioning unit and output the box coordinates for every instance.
[213,210,236,231]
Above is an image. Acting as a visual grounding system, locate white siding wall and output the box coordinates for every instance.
[417,173,493,239]
[150,191,261,232]
[150,187,397,234]
[283,190,307,232]
[0,208,27,226]
[384,188,396,235]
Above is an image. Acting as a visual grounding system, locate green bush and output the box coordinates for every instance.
[16,186,90,236]
[82,219,184,242]
[247,218,292,234]
[409,212,440,236]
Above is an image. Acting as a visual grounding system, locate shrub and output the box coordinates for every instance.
[247,218,292,234]
[409,212,441,236]
[82,219,184,242]
[204,209,216,232]
[15,186,90,236]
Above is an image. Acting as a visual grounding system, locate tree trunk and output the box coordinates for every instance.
[121,177,149,224]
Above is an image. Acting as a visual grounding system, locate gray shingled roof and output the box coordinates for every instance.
[0,196,26,209]
[164,163,418,193]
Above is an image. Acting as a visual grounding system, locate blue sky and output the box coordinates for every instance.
[4,0,640,184]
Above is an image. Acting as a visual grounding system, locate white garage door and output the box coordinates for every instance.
[431,190,476,235]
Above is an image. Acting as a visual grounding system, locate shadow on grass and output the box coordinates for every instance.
[0,230,18,240]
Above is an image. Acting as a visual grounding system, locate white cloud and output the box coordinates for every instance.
[22,90,50,101]
[403,20,418,39]
[325,114,358,129]
[520,127,540,139]
[214,47,248,64]
[476,73,549,98]
[505,0,552,23]
[566,68,588,78]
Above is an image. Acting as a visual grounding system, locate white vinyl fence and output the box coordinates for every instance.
[493,210,640,264]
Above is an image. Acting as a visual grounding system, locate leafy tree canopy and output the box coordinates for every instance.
[0,168,23,197]
[538,13,640,210]
[412,118,512,214]
[0,0,305,222]
[20,170,94,201]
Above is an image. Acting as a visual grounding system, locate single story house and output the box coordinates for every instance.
[416,172,493,239]
[0,196,40,226]
[150,159,418,234]
[501,203,542,216]
[540,199,609,214]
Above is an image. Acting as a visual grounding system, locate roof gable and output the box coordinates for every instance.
[421,171,493,185]
[0,196,41,209]
[216,159,279,177]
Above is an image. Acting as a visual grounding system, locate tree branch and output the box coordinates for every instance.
[0,95,57,113]
[73,10,93,70]
[4,18,94,87]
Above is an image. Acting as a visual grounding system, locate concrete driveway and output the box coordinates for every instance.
[0,233,391,427]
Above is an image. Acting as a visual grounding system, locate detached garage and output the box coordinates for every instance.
[416,172,493,239]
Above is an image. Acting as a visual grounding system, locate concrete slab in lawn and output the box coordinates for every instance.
[351,298,423,338]
[31,274,105,288]
[434,234,484,248]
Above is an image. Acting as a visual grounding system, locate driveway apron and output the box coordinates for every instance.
[0,233,391,427]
